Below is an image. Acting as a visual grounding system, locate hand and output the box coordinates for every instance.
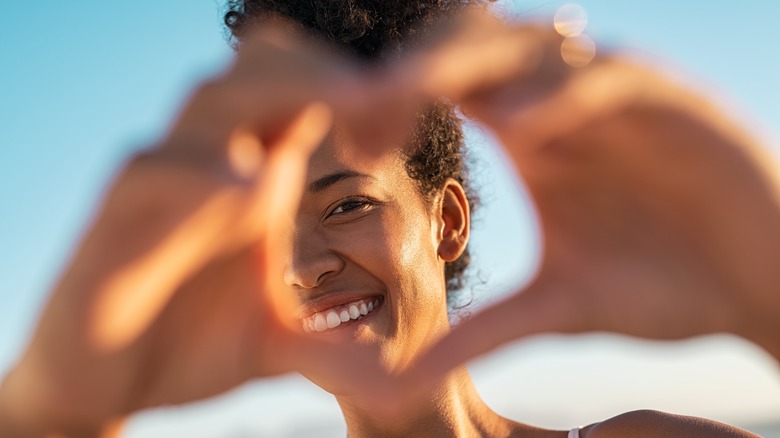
[393,10,780,384]
[0,24,380,437]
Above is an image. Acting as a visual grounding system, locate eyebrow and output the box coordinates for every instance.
[307,170,368,193]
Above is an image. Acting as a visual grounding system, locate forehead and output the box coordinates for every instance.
[306,131,408,182]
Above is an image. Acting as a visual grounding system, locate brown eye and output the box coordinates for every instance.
[330,198,373,216]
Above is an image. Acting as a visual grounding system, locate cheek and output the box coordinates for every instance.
[374,209,446,316]
[341,215,434,273]
[393,213,441,278]
[331,209,443,296]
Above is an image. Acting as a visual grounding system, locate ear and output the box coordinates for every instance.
[437,179,470,262]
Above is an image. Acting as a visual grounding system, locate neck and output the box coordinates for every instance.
[335,367,512,438]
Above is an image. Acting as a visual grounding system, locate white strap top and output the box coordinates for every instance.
[568,428,580,438]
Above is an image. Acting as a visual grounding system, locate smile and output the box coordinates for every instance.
[301,296,382,333]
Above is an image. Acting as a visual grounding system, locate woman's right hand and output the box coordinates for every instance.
[0,24,375,437]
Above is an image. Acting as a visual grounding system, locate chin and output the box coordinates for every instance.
[300,340,394,398]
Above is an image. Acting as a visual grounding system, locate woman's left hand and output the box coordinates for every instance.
[392,9,780,386]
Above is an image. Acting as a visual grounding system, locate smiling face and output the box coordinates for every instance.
[285,132,469,393]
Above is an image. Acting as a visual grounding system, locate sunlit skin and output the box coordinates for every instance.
[0,8,776,437]
[285,130,550,437]
[288,136,449,371]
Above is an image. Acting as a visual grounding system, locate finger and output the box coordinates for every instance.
[471,60,645,155]
[254,102,334,326]
[83,155,261,350]
[165,25,364,160]
[235,22,371,114]
[403,280,587,394]
[387,11,562,103]
[255,101,333,237]
[164,77,346,160]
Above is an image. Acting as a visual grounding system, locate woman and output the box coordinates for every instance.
[0,0,775,436]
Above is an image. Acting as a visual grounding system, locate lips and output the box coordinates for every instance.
[300,296,382,333]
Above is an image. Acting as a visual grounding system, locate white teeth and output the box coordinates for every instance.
[348,305,361,319]
[314,314,327,332]
[302,298,381,333]
[326,311,341,329]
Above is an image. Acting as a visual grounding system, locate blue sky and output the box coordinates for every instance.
[1,1,779,436]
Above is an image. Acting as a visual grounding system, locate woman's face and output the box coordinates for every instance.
[285,133,466,394]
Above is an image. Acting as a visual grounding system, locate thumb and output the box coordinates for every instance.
[255,101,333,232]
[253,102,333,324]
[404,281,586,393]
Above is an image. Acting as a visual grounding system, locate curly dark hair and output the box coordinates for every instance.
[224,0,479,299]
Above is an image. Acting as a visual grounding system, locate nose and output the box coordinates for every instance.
[283,230,344,289]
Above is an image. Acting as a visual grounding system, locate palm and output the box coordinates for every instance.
[511,105,758,338]
[11,159,293,426]
[123,248,286,408]
[400,11,780,340]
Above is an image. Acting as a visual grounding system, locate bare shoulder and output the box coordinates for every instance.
[581,410,760,438]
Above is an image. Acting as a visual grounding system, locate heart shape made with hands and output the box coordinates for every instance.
[129,9,780,415]
[6,11,780,435]
[132,10,777,418]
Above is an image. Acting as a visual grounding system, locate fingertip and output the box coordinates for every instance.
[298,102,334,149]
